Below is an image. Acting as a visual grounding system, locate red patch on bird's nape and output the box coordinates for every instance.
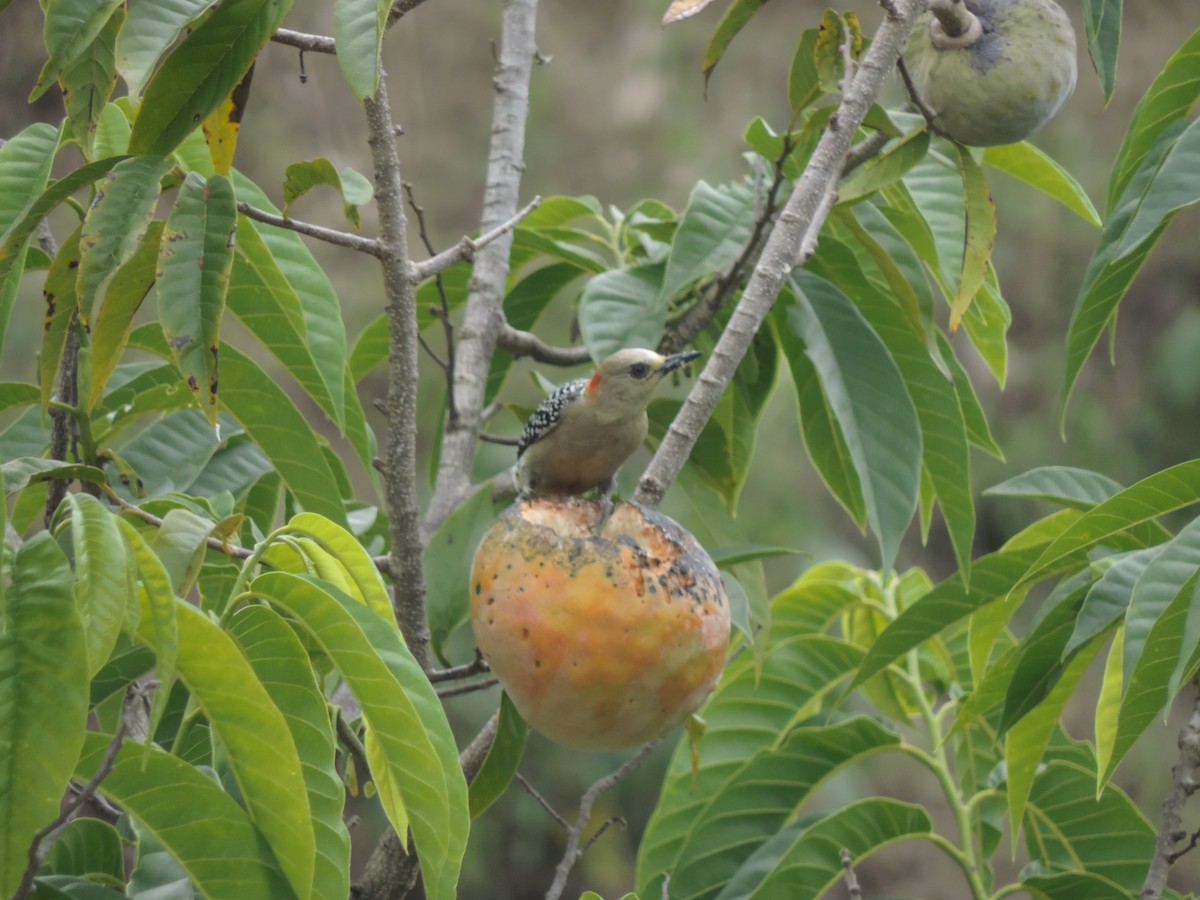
[586,369,602,397]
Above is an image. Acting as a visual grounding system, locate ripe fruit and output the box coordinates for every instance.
[470,498,730,751]
[903,0,1077,146]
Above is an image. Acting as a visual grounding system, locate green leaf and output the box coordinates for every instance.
[1023,870,1135,900]
[812,232,975,579]
[1082,0,1121,102]
[0,157,127,315]
[2,458,107,496]
[0,122,61,354]
[1064,547,1159,657]
[229,175,354,453]
[78,155,173,325]
[283,158,374,229]
[1024,757,1153,891]
[637,633,864,896]
[158,172,236,423]
[1112,116,1200,258]
[126,822,195,900]
[985,466,1125,510]
[982,142,1102,228]
[713,798,931,899]
[129,0,295,156]
[273,512,390,617]
[150,508,216,596]
[58,5,124,159]
[94,101,132,158]
[0,534,89,899]
[32,0,124,99]
[1059,122,1185,424]
[64,494,130,677]
[660,179,755,303]
[76,733,295,898]
[41,817,125,883]
[1025,459,1200,582]
[248,572,468,900]
[333,0,389,100]
[578,264,665,361]
[219,344,348,527]
[467,692,529,819]
[708,544,805,568]
[227,605,351,900]
[780,348,866,527]
[702,0,770,80]
[113,410,222,498]
[684,323,777,511]
[88,220,163,411]
[116,0,219,97]
[787,29,821,115]
[784,271,921,569]
[167,602,315,899]
[837,130,930,203]
[949,143,996,332]
[1107,28,1200,212]
[424,484,496,662]
[638,717,901,898]
[1005,635,1105,841]
[1106,571,1198,787]
[856,540,1059,686]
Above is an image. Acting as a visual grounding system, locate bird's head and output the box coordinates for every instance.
[585,348,701,409]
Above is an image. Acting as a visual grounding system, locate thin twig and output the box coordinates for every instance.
[1141,680,1200,899]
[237,202,382,256]
[545,738,664,900]
[271,29,336,54]
[436,677,499,698]
[409,196,542,283]
[100,486,254,560]
[336,712,372,789]
[479,432,520,446]
[271,0,436,55]
[428,649,491,683]
[843,130,894,175]
[404,182,458,422]
[516,773,571,829]
[496,325,592,366]
[895,56,940,134]
[840,848,864,899]
[12,690,135,900]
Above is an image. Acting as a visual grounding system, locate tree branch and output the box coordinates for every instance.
[634,0,926,509]
[363,72,433,672]
[496,324,592,366]
[840,848,864,900]
[423,0,541,538]
[271,1,436,55]
[1141,680,1200,900]
[236,202,382,256]
[544,738,664,900]
[13,688,135,900]
[409,195,541,283]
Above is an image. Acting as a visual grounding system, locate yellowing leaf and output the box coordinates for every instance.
[201,64,255,176]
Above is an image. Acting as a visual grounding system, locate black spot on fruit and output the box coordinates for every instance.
[904,0,1076,146]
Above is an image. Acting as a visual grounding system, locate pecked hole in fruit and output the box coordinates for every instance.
[522,627,529,640]
[475,582,481,594]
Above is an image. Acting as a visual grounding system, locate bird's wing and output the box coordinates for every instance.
[516,378,586,458]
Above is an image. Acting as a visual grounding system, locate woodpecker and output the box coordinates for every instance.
[515,348,702,499]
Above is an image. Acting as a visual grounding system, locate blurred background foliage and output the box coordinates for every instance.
[2,1,1198,896]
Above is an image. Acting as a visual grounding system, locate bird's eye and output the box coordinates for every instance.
[629,363,651,379]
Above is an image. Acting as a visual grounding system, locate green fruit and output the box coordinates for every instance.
[903,0,1077,146]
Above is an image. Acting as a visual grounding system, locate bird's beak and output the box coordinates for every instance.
[660,350,702,374]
